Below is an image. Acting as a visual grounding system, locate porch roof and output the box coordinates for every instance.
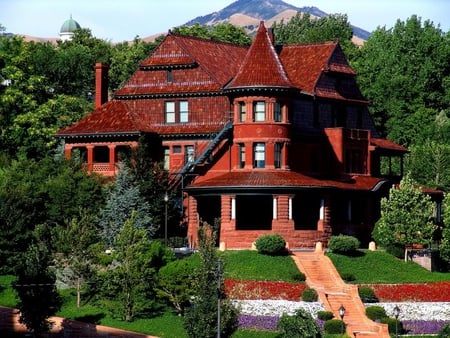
[186,171,389,192]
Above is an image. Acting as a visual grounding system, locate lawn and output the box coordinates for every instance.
[327,250,450,283]
[1,249,449,338]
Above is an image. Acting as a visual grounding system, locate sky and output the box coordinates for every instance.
[1,0,449,42]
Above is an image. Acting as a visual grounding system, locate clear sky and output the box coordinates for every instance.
[1,0,448,42]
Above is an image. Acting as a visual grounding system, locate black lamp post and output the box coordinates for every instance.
[393,305,401,338]
[164,192,168,246]
[339,304,346,334]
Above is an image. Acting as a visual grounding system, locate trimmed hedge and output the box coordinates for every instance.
[328,235,360,254]
[365,305,387,321]
[301,287,318,302]
[255,234,287,256]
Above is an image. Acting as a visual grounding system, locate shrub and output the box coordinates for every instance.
[328,235,360,254]
[255,234,287,256]
[301,287,318,302]
[358,286,378,303]
[381,317,403,335]
[340,272,355,282]
[277,309,321,338]
[365,305,387,321]
[386,243,404,259]
[439,324,450,337]
[292,271,306,282]
[324,319,346,334]
[317,310,334,321]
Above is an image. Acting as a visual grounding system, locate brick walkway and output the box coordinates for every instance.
[0,306,159,337]
[292,250,390,338]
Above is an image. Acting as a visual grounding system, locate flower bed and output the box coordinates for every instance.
[366,282,450,302]
[225,279,306,300]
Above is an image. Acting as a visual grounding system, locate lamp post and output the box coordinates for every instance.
[393,305,401,338]
[164,192,168,246]
[339,304,346,335]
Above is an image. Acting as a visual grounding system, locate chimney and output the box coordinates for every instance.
[95,63,109,108]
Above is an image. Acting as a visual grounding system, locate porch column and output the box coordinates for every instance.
[108,145,116,172]
[220,194,235,249]
[317,195,332,234]
[187,195,199,249]
[64,145,73,159]
[86,145,94,172]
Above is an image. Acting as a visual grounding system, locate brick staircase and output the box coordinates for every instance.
[292,251,390,338]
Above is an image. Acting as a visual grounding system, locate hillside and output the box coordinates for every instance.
[184,0,371,41]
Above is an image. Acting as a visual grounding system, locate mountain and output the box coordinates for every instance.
[184,0,371,41]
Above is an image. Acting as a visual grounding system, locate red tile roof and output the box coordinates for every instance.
[188,171,387,191]
[115,34,248,97]
[371,138,408,152]
[226,21,293,90]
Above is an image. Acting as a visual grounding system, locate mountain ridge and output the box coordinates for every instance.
[185,0,370,41]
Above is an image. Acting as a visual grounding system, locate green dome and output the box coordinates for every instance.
[60,15,81,33]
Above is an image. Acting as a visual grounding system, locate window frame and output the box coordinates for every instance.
[253,142,266,168]
[253,101,266,122]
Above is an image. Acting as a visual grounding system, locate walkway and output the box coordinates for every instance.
[0,306,159,337]
[292,250,390,338]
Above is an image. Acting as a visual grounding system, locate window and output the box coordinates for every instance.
[253,101,266,122]
[274,102,282,122]
[238,102,246,122]
[185,145,194,164]
[163,147,170,170]
[345,148,364,174]
[173,145,182,154]
[179,101,188,123]
[253,142,265,168]
[238,143,245,168]
[167,69,173,83]
[165,101,175,123]
[274,143,283,168]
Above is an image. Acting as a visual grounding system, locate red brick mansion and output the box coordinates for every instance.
[57,22,408,249]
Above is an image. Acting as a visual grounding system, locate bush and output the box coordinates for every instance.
[301,287,318,302]
[255,234,287,256]
[358,286,378,303]
[340,272,355,282]
[317,310,334,321]
[381,317,403,335]
[277,309,321,338]
[328,235,360,254]
[365,305,387,321]
[386,243,404,259]
[324,319,346,334]
[439,323,450,337]
[292,271,306,282]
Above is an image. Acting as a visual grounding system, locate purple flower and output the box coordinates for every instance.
[402,320,450,334]
[238,314,279,331]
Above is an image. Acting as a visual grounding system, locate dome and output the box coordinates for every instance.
[60,15,81,33]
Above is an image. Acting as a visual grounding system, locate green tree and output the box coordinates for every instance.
[157,254,200,315]
[372,174,436,261]
[109,37,158,92]
[52,210,99,307]
[184,225,238,338]
[172,23,251,45]
[98,163,156,247]
[439,193,450,264]
[13,242,62,336]
[272,13,356,56]
[277,308,322,338]
[352,16,450,145]
[101,212,158,321]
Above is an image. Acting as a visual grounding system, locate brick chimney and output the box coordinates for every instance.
[95,63,109,108]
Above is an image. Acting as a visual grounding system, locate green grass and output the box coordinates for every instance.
[223,250,300,281]
[327,250,450,283]
[2,250,450,337]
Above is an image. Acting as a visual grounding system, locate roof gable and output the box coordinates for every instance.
[115,34,248,97]
[226,21,293,90]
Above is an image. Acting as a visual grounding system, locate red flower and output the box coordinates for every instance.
[366,282,450,302]
[225,279,306,300]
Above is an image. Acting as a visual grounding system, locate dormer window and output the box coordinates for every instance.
[253,101,266,122]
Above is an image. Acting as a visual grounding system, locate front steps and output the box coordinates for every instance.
[292,251,390,338]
